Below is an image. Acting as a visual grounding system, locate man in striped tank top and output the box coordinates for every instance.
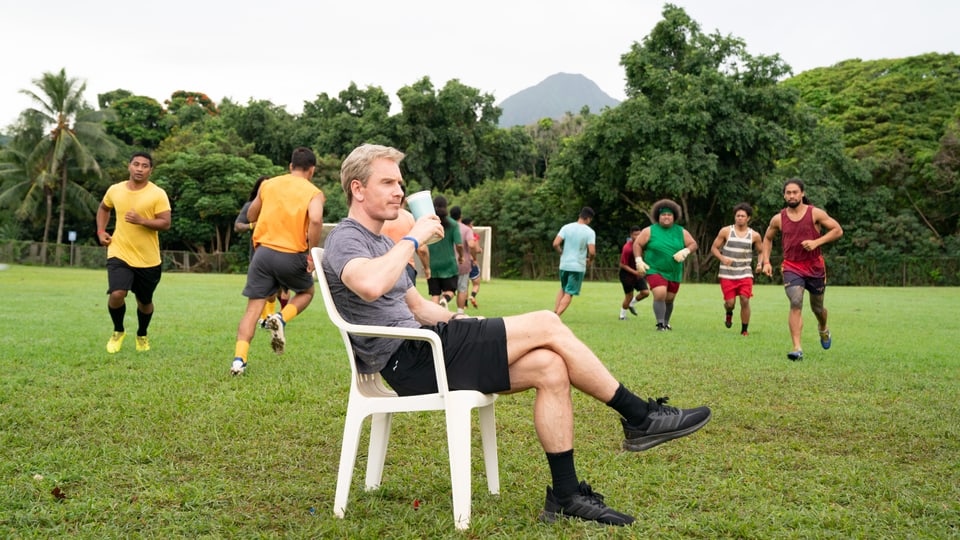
[710,203,762,336]
[760,179,844,361]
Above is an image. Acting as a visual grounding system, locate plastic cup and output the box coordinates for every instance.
[405,190,442,244]
[406,190,435,220]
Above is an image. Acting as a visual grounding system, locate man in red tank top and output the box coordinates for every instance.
[760,179,844,361]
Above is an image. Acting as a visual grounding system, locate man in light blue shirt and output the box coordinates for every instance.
[552,207,596,315]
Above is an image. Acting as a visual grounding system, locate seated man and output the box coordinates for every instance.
[322,144,712,526]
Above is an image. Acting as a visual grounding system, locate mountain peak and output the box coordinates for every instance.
[498,73,620,127]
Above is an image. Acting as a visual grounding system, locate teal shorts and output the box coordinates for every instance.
[559,270,585,296]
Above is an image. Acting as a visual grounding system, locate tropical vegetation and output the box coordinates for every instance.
[1,4,958,284]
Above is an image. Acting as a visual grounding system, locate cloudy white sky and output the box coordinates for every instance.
[2,0,957,129]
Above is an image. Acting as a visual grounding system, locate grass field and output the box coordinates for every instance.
[1,264,958,539]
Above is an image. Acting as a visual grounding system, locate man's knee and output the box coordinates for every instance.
[785,285,804,310]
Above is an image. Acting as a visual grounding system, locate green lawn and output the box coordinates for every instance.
[1,264,958,539]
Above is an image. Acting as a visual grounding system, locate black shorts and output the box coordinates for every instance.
[783,270,826,295]
[619,270,649,294]
[427,276,458,296]
[242,246,314,298]
[380,317,511,396]
[106,258,162,304]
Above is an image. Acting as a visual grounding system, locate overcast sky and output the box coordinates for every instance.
[2,0,957,130]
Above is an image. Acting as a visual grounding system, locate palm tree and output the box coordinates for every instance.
[19,68,116,263]
[0,111,55,253]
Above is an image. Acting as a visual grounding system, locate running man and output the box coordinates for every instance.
[96,152,171,354]
[760,179,843,360]
[710,203,762,336]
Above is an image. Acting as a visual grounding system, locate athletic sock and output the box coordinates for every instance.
[664,302,675,325]
[234,341,250,363]
[620,308,628,318]
[136,309,153,337]
[109,304,126,332]
[606,382,650,426]
[628,297,637,307]
[262,300,276,320]
[545,449,579,501]
[742,323,749,333]
[279,304,298,325]
[471,291,477,298]
[653,300,666,325]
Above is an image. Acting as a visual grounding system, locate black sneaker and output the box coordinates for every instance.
[621,397,711,451]
[628,305,638,316]
[539,480,635,526]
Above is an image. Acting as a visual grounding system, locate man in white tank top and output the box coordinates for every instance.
[710,203,762,335]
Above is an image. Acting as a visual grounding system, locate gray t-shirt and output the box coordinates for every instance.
[322,218,420,373]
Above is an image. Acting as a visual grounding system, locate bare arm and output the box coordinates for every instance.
[340,215,444,302]
[552,235,563,253]
[806,208,844,250]
[760,214,782,276]
[96,203,113,245]
[305,193,325,273]
[247,194,262,223]
[710,227,731,265]
[682,229,698,252]
[125,210,171,231]
[586,243,595,266]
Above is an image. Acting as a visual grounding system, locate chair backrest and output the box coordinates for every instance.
[310,247,451,397]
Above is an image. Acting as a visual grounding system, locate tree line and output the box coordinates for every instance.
[2,4,958,284]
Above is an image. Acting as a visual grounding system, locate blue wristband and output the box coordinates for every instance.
[401,236,419,250]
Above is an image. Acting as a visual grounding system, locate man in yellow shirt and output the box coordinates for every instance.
[96,152,172,353]
[231,147,325,375]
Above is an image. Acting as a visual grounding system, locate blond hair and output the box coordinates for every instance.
[340,144,405,206]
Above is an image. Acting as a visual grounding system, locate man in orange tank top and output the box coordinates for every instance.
[760,179,843,361]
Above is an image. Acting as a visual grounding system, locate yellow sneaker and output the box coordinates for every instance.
[136,335,151,352]
[106,331,125,354]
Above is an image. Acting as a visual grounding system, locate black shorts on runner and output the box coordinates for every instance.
[619,269,649,294]
[427,276,458,297]
[106,257,162,304]
[242,246,314,298]
[380,317,510,396]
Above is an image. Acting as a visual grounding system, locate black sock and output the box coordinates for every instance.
[606,383,650,426]
[742,323,748,333]
[109,304,125,332]
[471,291,477,297]
[546,449,579,501]
[726,310,733,317]
[137,310,153,337]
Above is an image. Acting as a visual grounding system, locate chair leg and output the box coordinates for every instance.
[478,403,500,495]
[334,408,366,518]
[364,412,392,490]
[446,406,473,530]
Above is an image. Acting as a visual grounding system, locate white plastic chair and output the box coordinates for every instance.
[311,247,499,530]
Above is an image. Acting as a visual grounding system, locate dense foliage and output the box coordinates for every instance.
[1,5,957,283]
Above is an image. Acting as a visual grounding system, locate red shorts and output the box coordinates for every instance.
[720,277,754,301]
[646,273,680,293]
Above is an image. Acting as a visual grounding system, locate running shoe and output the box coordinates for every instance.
[135,335,150,352]
[621,397,712,451]
[264,313,285,355]
[619,315,627,321]
[787,350,804,361]
[538,481,635,526]
[725,312,733,328]
[741,331,749,337]
[106,331,125,354]
[230,358,246,375]
[819,329,832,350]
[469,296,478,309]
[628,305,638,316]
